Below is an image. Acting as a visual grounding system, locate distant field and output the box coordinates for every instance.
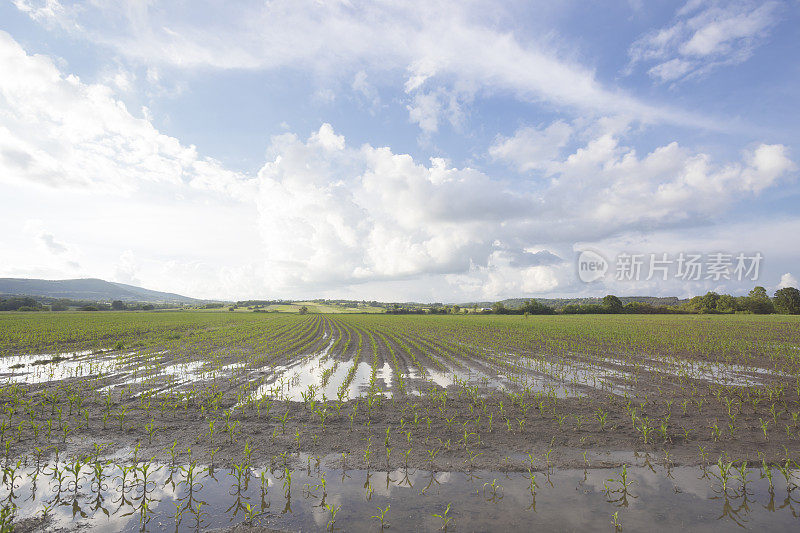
[262,301,385,313]
[214,301,385,313]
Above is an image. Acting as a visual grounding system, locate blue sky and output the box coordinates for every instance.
[1,0,798,301]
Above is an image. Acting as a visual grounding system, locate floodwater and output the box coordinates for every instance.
[3,453,799,532]
[1,342,787,403]
[0,350,116,384]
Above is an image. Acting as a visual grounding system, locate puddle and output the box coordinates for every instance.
[442,343,629,398]
[3,455,799,532]
[489,353,630,397]
[347,361,376,397]
[0,350,117,384]
[423,365,509,394]
[492,350,782,398]
[376,362,393,390]
[638,356,784,387]
[245,357,391,403]
[242,340,356,402]
[98,358,244,394]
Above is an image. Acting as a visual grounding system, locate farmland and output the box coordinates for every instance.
[1,311,800,531]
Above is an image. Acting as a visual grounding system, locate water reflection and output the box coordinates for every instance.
[1,450,799,532]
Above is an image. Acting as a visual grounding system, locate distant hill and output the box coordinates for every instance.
[0,278,199,304]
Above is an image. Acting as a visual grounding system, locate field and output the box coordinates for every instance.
[1,311,800,531]
[225,302,385,314]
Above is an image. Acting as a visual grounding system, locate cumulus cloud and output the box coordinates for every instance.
[254,122,794,296]
[406,88,469,136]
[628,0,782,83]
[778,273,798,289]
[446,251,568,299]
[256,123,535,292]
[0,30,252,198]
[490,118,794,235]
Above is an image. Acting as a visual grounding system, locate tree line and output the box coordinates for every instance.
[0,296,161,311]
[387,286,800,316]
[495,286,800,316]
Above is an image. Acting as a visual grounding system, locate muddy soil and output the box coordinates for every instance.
[4,370,798,474]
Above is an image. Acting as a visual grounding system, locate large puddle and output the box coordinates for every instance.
[0,350,117,384]
[3,452,799,531]
[492,349,785,398]
[1,340,787,402]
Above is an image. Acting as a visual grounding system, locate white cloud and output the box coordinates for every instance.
[778,273,798,289]
[256,124,534,292]
[12,0,70,29]
[404,58,438,93]
[253,121,794,296]
[100,66,136,93]
[489,118,794,236]
[0,30,252,199]
[407,91,442,134]
[406,87,470,137]
[38,232,66,254]
[490,121,573,173]
[447,251,567,299]
[647,58,692,83]
[13,0,712,129]
[0,31,795,301]
[628,1,781,83]
[0,32,259,298]
[113,250,140,286]
[351,70,380,113]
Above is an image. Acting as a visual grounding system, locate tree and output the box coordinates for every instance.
[774,287,800,314]
[298,306,309,315]
[749,286,769,299]
[745,286,774,314]
[699,292,720,313]
[111,300,126,310]
[716,294,738,313]
[50,299,69,311]
[622,301,669,314]
[451,305,460,314]
[0,297,41,311]
[520,299,555,315]
[602,295,623,313]
[491,302,507,314]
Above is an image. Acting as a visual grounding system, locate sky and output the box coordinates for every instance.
[0,0,798,302]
